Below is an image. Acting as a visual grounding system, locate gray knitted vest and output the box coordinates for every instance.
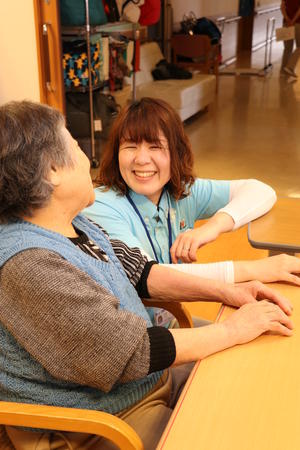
[0,215,162,414]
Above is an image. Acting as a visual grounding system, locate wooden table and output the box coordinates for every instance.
[248,197,300,255]
[157,283,300,450]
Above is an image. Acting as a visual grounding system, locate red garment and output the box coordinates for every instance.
[139,0,161,26]
[133,39,140,72]
[285,0,300,22]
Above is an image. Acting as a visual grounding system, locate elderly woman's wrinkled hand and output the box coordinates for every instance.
[222,300,293,346]
[226,280,293,316]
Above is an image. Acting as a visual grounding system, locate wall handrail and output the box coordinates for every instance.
[255,6,280,16]
[216,15,241,25]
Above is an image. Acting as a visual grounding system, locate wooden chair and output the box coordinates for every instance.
[0,402,143,450]
[0,301,193,449]
[171,34,220,81]
[142,299,193,328]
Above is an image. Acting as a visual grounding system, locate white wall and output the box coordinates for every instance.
[0,0,40,104]
[171,0,239,25]
[199,0,239,18]
[255,0,280,9]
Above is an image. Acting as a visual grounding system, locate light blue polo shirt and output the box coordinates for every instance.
[84,178,230,264]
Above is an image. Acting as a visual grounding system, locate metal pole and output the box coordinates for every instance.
[268,18,276,68]
[264,18,270,69]
[85,0,98,167]
[264,17,275,71]
[132,23,138,102]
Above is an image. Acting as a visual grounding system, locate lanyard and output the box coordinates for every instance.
[126,193,172,263]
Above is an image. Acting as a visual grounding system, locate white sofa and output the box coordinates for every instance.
[135,42,216,121]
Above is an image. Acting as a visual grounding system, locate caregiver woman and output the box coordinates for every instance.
[85,98,300,286]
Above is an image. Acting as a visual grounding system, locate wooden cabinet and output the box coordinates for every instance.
[34,0,65,113]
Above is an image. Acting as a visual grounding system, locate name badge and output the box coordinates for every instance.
[154,309,174,326]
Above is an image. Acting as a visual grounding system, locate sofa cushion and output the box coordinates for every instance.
[134,41,216,121]
[136,42,164,85]
[136,73,216,110]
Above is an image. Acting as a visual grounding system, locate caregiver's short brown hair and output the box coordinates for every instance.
[97,97,195,200]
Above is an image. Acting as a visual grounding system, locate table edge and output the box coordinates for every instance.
[247,223,300,253]
[156,303,226,449]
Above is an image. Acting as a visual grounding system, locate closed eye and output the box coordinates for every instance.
[149,145,163,150]
[121,144,137,150]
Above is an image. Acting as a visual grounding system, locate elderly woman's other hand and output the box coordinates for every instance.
[225,280,293,315]
[170,299,293,364]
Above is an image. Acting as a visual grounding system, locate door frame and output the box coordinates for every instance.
[33,0,65,113]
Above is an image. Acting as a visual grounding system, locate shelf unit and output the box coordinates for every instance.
[61,21,137,36]
[34,0,141,167]
[61,3,140,168]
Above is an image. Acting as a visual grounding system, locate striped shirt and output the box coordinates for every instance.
[70,223,155,299]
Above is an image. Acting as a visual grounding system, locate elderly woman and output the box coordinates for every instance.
[0,101,293,450]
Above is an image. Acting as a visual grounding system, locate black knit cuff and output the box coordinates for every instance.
[147,326,176,374]
[136,260,158,298]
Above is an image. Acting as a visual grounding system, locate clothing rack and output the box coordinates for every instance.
[62,0,140,167]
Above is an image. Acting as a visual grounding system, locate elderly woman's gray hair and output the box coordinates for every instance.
[0,101,73,223]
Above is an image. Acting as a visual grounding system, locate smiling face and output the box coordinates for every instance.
[118,133,171,204]
[98,98,195,202]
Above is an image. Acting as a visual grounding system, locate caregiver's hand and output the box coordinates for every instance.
[170,212,234,263]
[234,254,300,285]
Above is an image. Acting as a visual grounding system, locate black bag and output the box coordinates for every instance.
[180,11,197,35]
[152,59,192,80]
[66,91,119,141]
[194,18,221,45]
[180,13,221,45]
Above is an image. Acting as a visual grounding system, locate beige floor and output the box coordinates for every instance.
[183,41,300,321]
[185,41,300,197]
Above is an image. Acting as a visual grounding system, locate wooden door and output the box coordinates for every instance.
[33,0,65,113]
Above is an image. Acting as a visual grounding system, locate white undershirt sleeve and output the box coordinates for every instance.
[218,179,276,230]
[162,261,235,284]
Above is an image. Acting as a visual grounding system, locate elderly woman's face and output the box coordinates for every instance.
[118,132,171,205]
[55,127,95,211]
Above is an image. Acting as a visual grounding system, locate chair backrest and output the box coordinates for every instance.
[172,34,212,59]
[0,401,143,450]
[171,34,219,77]
[142,299,193,328]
